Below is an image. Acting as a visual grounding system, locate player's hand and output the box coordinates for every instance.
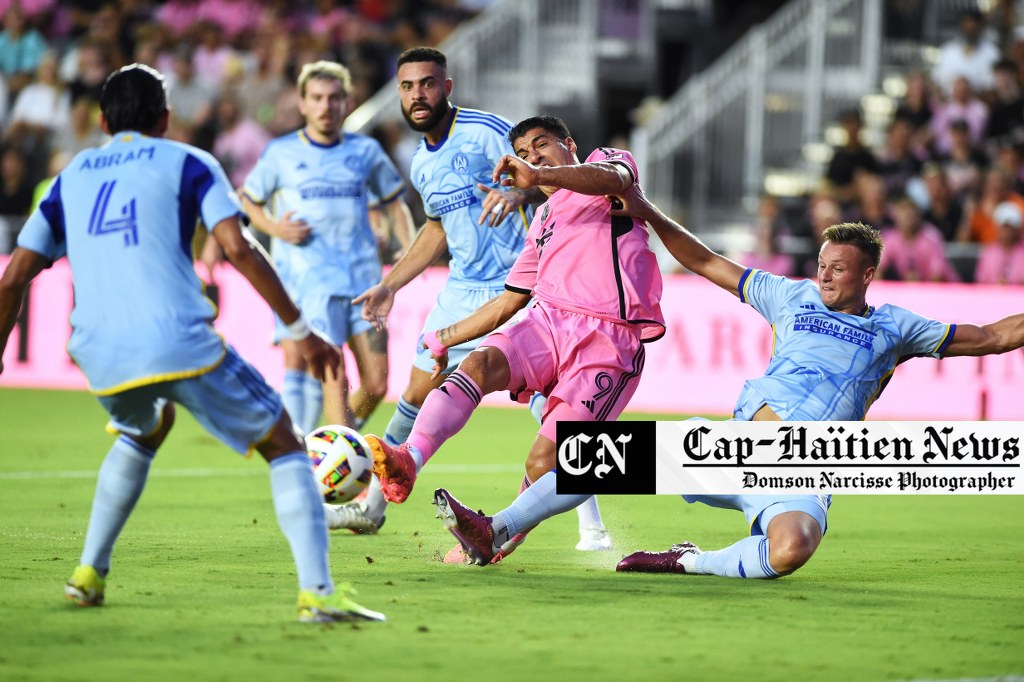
[492,155,541,191]
[422,329,449,379]
[354,283,394,331]
[297,331,341,382]
[277,211,312,245]
[608,183,655,222]
[476,183,524,227]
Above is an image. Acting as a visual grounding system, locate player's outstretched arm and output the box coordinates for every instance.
[612,184,746,297]
[239,194,311,245]
[943,313,1024,357]
[0,248,47,375]
[423,289,532,379]
[492,154,632,197]
[211,216,340,380]
[355,218,448,330]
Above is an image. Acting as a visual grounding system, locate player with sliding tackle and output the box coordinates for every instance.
[0,64,384,621]
[326,48,614,554]
[612,184,1024,579]
[367,115,666,564]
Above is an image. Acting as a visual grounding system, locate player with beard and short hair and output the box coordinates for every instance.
[323,49,615,556]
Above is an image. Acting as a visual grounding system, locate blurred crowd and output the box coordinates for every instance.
[0,0,490,249]
[746,7,1024,286]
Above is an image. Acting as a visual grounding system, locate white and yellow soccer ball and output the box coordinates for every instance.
[306,425,374,503]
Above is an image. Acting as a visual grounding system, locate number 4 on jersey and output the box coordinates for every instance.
[89,180,139,246]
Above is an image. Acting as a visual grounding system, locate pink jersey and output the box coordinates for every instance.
[975,241,1024,285]
[505,148,666,342]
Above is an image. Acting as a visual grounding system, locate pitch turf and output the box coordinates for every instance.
[1,387,1022,682]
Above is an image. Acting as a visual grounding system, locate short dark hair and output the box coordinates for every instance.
[100,63,167,134]
[508,116,572,146]
[397,47,446,70]
[821,222,884,268]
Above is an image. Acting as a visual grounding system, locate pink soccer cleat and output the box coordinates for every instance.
[365,435,417,503]
[433,488,497,566]
[615,542,702,574]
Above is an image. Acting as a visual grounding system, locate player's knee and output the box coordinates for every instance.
[769,530,818,575]
[361,374,388,400]
[524,441,556,482]
[257,414,305,463]
[135,402,176,451]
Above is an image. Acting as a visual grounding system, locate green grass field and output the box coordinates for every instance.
[1,387,1022,682]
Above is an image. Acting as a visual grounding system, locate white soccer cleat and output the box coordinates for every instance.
[323,502,383,534]
[576,527,613,551]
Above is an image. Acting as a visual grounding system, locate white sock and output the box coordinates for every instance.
[80,436,155,575]
[301,373,323,434]
[491,471,589,539]
[282,369,306,434]
[575,496,605,530]
[269,453,332,592]
[694,536,780,579]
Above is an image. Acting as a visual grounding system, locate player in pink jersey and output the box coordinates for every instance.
[365,115,665,564]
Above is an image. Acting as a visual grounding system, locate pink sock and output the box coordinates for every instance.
[407,370,482,466]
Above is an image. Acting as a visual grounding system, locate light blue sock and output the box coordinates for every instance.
[301,373,323,434]
[526,393,605,533]
[282,369,306,434]
[269,453,332,592]
[492,471,589,538]
[80,436,155,575]
[383,397,419,446]
[694,536,780,579]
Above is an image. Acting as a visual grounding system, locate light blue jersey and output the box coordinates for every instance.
[242,129,405,300]
[409,106,529,286]
[733,269,955,420]
[18,132,240,395]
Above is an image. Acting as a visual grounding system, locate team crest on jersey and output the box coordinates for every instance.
[452,152,470,174]
[344,155,365,172]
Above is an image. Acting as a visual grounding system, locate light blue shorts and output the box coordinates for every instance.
[412,281,506,374]
[273,293,372,346]
[98,346,283,454]
[682,494,831,538]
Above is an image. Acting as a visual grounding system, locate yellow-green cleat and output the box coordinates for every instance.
[65,565,105,607]
[297,584,385,623]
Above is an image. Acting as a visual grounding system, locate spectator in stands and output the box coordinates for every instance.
[0,72,8,130]
[895,70,934,155]
[825,108,879,206]
[193,20,236,88]
[165,45,216,147]
[931,77,989,156]
[962,168,1024,243]
[66,38,116,103]
[938,118,989,199]
[196,0,263,45]
[155,0,201,42]
[5,50,70,142]
[212,91,270,188]
[921,163,966,242]
[0,0,55,27]
[994,142,1024,194]
[743,195,795,277]
[845,173,894,233]
[932,8,1001,97]
[880,193,959,282]
[233,33,288,127]
[53,93,106,158]
[0,145,34,218]
[875,115,923,198]
[0,3,48,97]
[984,60,1024,149]
[975,201,1024,284]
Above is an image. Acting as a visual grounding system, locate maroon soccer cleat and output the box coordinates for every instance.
[365,435,417,503]
[433,488,497,566]
[615,542,702,574]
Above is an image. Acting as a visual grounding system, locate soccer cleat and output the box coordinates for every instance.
[65,565,105,607]
[615,542,702,574]
[433,488,497,566]
[323,502,384,534]
[365,435,417,503]
[576,527,613,551]
[297,585,386,623]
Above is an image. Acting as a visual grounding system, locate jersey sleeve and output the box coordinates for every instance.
[182,151,243,230]
[504,237,537,294]
[365,140,405,204]
[737,268,800,322]
[17,176,66,261]
[477,118,516,167]
[891,305,956,358]
[240,143,278,205]
[584,147,639,184]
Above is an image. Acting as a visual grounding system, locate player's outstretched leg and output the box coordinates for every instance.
[366,435,421,503]
[616,542,703,574]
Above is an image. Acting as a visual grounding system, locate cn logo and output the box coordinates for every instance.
[555,422,655,495]
[558,432,631,479]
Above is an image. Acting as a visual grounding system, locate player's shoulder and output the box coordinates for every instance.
[585,146,636,165]
[157,136,223,168]
[342,131,387,153]
[454,107,514,136]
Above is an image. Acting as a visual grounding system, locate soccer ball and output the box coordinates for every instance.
[306,425,374,503]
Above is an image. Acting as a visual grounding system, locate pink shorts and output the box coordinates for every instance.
[482,301,646,441]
